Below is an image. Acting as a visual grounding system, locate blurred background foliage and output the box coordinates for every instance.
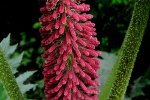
[0,0,150,100]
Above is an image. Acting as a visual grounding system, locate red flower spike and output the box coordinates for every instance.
[61,14,66,24]
[59,4,65,13]
[55,19,61,29]
[66,7,73,16]
[65,0,70,6]
[59,24,65,34]
[39,0,100,99]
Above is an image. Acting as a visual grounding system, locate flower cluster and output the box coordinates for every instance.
[39,0,100,100]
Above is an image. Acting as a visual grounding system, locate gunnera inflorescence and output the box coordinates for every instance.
[39,0,100,99]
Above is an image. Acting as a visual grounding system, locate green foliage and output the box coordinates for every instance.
[126,67,150,99]
[32,22,42,29]
[0,34,24,99]
[0,34,17,58]
[36,47,44,68]
[35,80,45,100]
[130,77,150,97]
[124,96,131,100]
[98,51,150,100]
[1,1,149,99]
[0,34,37,99]
[99,51,150,100]
[9,53,24,74]
[18,23,45,99]
[99,51,117,89]
[16,71,37,94]
[20,32,44,67]
[90,0,134,52]
[20,32,34,65]
[111,0,128,5]
[100,37,109,51]
[0,82,9,100]
[99,0,150,99]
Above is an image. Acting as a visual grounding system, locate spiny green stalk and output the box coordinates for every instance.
[99,0,150,99]
[0,48,24,100]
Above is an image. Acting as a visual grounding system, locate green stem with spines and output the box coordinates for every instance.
[0,48,24,100]
[99,0,150,99]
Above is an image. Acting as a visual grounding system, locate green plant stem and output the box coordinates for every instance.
[0,48,24,100]
[99,0,150,100]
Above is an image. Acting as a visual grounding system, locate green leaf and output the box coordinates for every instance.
[0,82,9,100]
[98,51,117,89]
[8,52,24,74]
[0,34,11,58]
[20,84,36,94]
[32,22,41,29]
[16,71,36,84]
[0,34,24,99]
[6,44,18,56]
[111,0,128,5]
[16,71,37,93]
[124,96,132,100]
[0,34,37,99]
[130,77,150,97]
[37,80,44,89]
[99,0,150,99]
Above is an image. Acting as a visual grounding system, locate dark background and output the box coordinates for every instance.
[0,0,150,99]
